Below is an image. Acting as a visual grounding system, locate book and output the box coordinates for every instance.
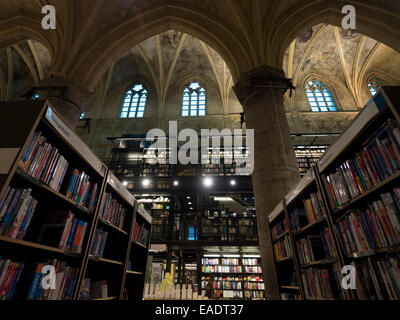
[0,188,38,239]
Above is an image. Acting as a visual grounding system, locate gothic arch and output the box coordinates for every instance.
[68,4,251,92]
[274,1,400,68]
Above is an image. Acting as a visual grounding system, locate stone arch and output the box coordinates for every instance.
[0,15,56,64]
[66,4,251,92]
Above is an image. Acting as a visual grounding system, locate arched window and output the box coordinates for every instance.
[305,80,337,112]
[182,82,206,117]
[120,84,148,118]
[368,78,384,96]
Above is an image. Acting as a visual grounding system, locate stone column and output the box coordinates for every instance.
[233,66,300,299]
[36,76,95,129]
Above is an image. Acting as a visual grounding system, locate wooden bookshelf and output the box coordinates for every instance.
[0,100,151,301]
[269,87,400,300]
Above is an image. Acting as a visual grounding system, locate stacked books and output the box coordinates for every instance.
[59,211,88,253]
[90,229,108,258]
[19,132,69,192]
[65,169,99,211]
[0,187,38,239]
[296,230,335,265]
[27,260,79,300]
[323,119,400,210]
[335,190,400,255]
[301,267,336,299]
[273,236,293,261]
[289,207,308,231]
[271,219,288,239]
[0,258,25,300]
[303,192,325,223]
[132,222,149,246]
[351,256,400,300]
[98,193,126,228]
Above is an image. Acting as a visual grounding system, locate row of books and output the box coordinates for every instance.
[244,290,264,299]
[242,258,259,266]
[303,192,326,223]
[19,132,69,192]
[322,119,400,210]
[90,229,108,258]
[202,280,242,290]
[79,278,108,300]
[58,211,88,253]
[243,266,262,273]
[296,229,335,265]
[244,282,265,290]
[289,208,308,232]
[66,169,99,211]
[98,193,126,229]
[352,255,400,300]
[271,219,288,240]
[216,290,243,299]
[335,189,400,255]
[0,187,38,239]
[202,266,243,273]
[28,260,79,300]
[273,236,293,261]
[0,258,24,299]
[132,221,150,246]
[301,267,336,300]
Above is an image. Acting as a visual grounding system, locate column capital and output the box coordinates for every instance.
[35,76,95,128]
[233,65,294,106]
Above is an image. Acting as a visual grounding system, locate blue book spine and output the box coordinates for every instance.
[0,189,22,234]
[27,266,41,300]
[67,169,78,196]
[66,219,78,251]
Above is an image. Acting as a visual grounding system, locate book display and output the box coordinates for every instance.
[269,87,400,300]
[201,255,264,300]
[0,101,151,300]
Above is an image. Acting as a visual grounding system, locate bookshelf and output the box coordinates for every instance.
[268,87,400,300]
[201,255,264,300]
[0,100,151,300]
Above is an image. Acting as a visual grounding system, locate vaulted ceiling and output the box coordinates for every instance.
[283,24,400,111]
[0,40,51,100]
[0,0,399,94]
[94,30,235,114]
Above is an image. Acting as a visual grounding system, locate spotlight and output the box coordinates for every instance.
[122,181,128,186]
[173,180,179,186]
[188,202,192,205]
[142,179,151,187]
[230,180,236,186]
[186,196,191,199]
[203,177,213,188]
[189,207,193,210]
